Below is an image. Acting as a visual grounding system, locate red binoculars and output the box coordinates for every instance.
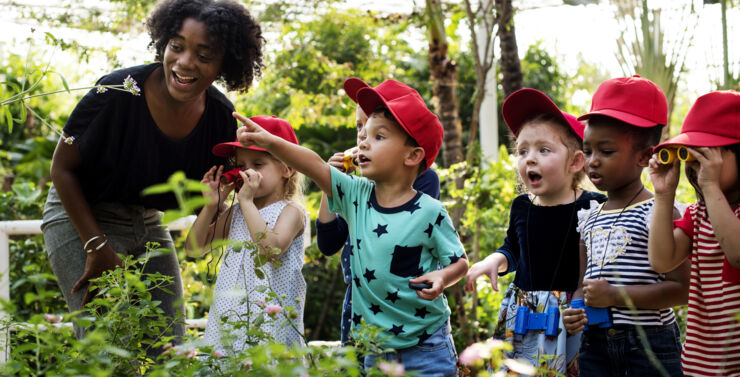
[220,168,244,189]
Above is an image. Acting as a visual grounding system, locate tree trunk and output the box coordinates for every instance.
[426,0,464,168]
[425,0,471,346]
[496,0,522,98]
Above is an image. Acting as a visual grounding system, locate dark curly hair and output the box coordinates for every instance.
[146,0,264,92]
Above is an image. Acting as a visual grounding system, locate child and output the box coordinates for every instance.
[465,88,604,376]
[234,79,468,376]
[562,76,689,377]
[185,115,308,352]
[647,90,740,377]
[315,77,441,345]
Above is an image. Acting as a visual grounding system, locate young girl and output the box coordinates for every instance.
[648,90,740,377]
[466,88,604,376]
[563,76,688,377]
[185,115,308,353]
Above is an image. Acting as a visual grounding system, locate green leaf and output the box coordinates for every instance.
[141,183,172,195]
[255,285,268,293]
[254,268,265,280]
[53,71,70,93]
[5,107,13,133]
[161,210,184,225]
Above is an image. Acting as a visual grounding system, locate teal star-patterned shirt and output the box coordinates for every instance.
[327,167,465,349]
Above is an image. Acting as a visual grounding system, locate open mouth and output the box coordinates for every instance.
[588,172,603,185]
[527,171,542,186]
[173,71,197,85]
[357,154,371,166]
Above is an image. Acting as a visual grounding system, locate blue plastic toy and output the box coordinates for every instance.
[570,299,611,329]
[513,306,560,337]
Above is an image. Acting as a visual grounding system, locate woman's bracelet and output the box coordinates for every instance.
[84,235,107,254]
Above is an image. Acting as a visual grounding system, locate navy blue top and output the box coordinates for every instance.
[316,168,441,260]
[497,191,606,292]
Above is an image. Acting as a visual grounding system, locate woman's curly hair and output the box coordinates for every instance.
[146,0,264,92]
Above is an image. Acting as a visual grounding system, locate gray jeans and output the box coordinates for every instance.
[41,185,186,342]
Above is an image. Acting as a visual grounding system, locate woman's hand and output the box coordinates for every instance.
[72,243,123,306]
[648,154,681,196]
[237,169,262,203]
[202,165,234,208]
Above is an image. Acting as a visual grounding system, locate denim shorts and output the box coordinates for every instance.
[364,321,458,377]
[579,322,683,377]
[41,186,185,344]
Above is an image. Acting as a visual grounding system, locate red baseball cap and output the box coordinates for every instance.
[655,90,740,151]
[502,88,584,139]
[355,80,443,171]
[212,115,298,157]
[578,75,668,128]
[344,77,416,104]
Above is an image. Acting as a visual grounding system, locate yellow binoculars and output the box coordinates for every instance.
[342,148,358,171]
[656,145,696,164]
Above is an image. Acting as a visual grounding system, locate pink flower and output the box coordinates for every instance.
[378,361,405,376]
[459,338,508,366]
[213,350,225,358]
[265,304,282,318]
[256,299,266,308]
[43,314,61,323]
[504,358,536,375]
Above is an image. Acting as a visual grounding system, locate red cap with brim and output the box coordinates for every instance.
[578,75,668,128]
[655,90,740,151]
[212,115,298,157]
[503,88,584,139]
[355,80,443,171]
[344,78,370,104]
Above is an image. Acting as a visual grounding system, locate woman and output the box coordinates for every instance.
[41,0,263,347]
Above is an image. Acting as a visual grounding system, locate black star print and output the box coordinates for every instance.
[353,200,358,212]
[357,239,362,250]
[385,290,400,303]
[336,184,344,200]
[417,330,432,345]
[354,276,361,287]
[373,224,388,237]
[369,303,382,315]
[367,200,373,210]
[414,307,430,319]
[347,243,354,256]
[435,213,445,226]
[352,313,362,325]
[449,254,461,264]
[363,268,376,282]
[407,201,421,214]
[389,324,405,335]
[424,223,434,238]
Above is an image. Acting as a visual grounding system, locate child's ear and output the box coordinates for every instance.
[282,166,295,179]
[637,147,653,168]
[569,150,585,174]
[405,147,425,168]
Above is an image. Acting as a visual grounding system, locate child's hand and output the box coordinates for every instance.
[648,154,681,196]
[202,165,234,208]
[687,147,724,190]
[464,253,507,292]
[583,278,615,308]
[237,169,262,203]
[327,151,359,174]
[562,307,586,334]
[234,112,274,149]
[409,273,445,301]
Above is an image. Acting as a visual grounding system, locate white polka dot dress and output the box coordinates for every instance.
[204,200,307,353]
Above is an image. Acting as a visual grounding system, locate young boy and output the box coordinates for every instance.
[315,77,441,346]
[234,80,467,376]
[562,76,690,377]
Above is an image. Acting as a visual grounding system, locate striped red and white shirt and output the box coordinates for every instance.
[674,202,740,377]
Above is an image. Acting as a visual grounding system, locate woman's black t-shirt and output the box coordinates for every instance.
[63,63,236,211]
[496,191,607,292]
